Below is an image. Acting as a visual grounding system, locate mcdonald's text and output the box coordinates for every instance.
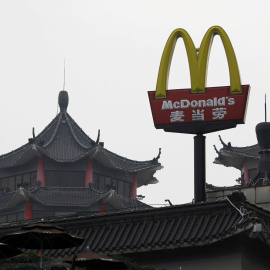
[148,85,250,134]
[161,97,235,110]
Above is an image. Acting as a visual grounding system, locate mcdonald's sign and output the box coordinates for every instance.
[148,26,250,134]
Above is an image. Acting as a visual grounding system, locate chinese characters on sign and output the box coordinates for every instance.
[170,111,184,122]
[148,86,250,134]
[170,108,227,123]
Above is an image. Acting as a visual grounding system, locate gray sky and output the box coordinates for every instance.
[0,0,268,206]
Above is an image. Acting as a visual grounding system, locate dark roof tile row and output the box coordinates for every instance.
[1,194,270,259]
[3,194,265,258]
[0,187,151,211]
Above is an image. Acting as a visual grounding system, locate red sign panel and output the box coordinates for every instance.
[148,85,250,134]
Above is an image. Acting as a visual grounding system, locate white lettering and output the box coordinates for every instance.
[206,99,214,107]
[173,101,180,109]
[191,100,198,108]
[162,101,173,110]
[228,98,235,106]
[198,100,206,108]
[181,100,190,109]
[170,111,185,122]
[160,96,235,111]
[218,97,225,106]
[214,97,217,106]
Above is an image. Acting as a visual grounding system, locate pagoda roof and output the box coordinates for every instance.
[214,135,259,170]
[0,187,151,212]
[0,91,162,181]
[0,192,269,258]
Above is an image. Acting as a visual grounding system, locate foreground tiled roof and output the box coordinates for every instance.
[0,187,151,212]
[0,192,269,258]
[214,136,259,170]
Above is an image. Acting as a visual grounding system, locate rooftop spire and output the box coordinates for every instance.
[58,90,69,111]
[63,59,66,91]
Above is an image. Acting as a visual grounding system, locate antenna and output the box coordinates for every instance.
[63,59,66,90]
[265,93,267,122]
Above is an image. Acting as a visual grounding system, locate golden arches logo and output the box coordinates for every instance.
[155,26,242,99]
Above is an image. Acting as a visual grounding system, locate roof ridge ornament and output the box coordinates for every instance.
[213,145,220,155]
[153,148,161,162]
[58,90,69,111]
[95,130,100,145]
[218,135,230,148]
[28,127,36,144]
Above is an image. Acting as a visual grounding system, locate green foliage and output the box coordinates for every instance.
[112,255,157,270]
[0,251,71,269]
[0,263,38,270]
[9,251,51,263]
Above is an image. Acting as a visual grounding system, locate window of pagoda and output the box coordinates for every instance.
[0,158,38,192]
[0,172,37,192]
[44,158,86,187]
[93,173,131,197]
[45,171,85,187]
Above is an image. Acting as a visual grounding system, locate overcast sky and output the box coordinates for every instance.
[0,0,268,206]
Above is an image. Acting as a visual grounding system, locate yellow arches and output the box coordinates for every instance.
[155,26,242,99]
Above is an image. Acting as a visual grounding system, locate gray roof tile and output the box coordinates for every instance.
[0,193,268,257]
[0,111,160,171]
[0,187,151,211]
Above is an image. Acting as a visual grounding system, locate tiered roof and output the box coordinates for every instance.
[0,91,162,187]
[214,136,259,170]
[0,187,151,212]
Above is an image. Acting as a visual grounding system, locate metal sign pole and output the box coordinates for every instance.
[194,134,206,202]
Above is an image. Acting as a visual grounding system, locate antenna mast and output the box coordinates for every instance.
[265,93,267,122]
[63,59,66,90]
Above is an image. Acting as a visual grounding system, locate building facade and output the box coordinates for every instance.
[0,90,162,222]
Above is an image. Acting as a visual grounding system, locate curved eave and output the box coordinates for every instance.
[0,187,150,212]
[0,109,163,171]
[97,148,161,172]
[0,192,17,210]
[28,187,110,207]
[214,144,259,170]
[226,144,260,158]
[0,145,42,169]
[215,150,246,170]
[0,188,31,211]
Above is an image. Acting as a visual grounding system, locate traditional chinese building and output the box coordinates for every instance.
[213,135,259,186]
[0,90,162,222]
[208,122,270,211]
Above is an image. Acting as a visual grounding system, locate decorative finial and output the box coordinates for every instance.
[58,90,69,111]
[153,148,161,161]
[95,130,100,145]
[32,127,35,141]
[218,135,229,148]
[213,145,219,155]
